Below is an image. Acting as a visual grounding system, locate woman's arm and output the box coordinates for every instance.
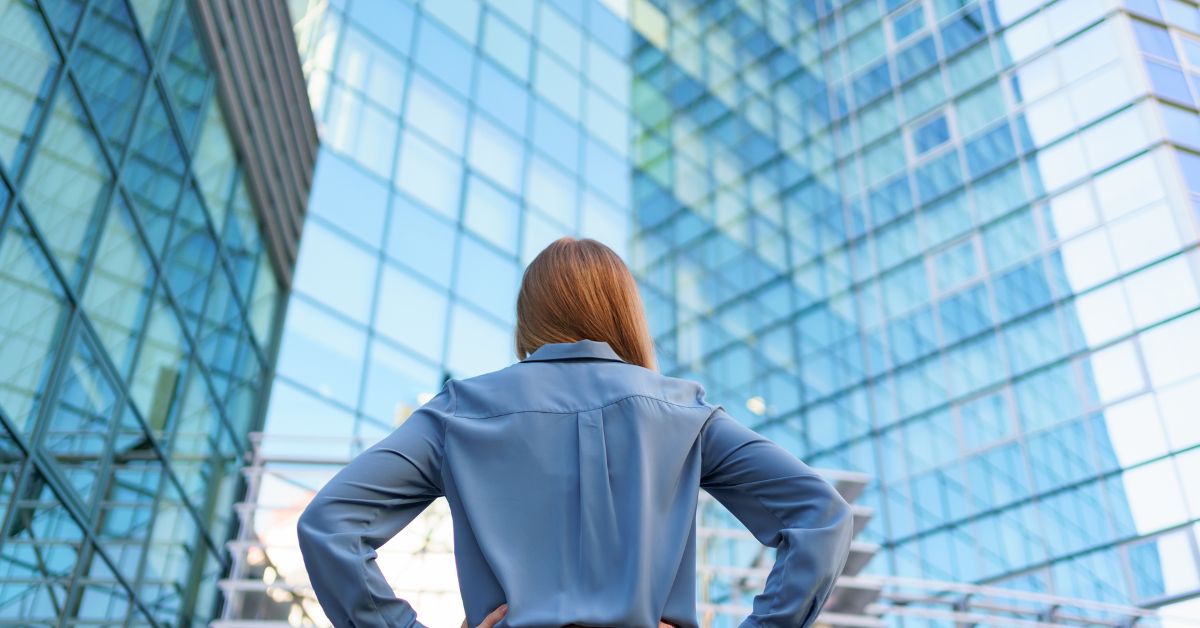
[698,404,855,627]
[296,382,453,627]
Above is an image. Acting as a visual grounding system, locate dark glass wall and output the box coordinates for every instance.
[0,0,283,624]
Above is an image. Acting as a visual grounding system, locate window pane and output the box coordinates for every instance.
[139,482,202,624]
[40,329,119,509]
[580,191,628,256]
[415,17,472,96]
[1057,228,1119,293]
[322,84,399,180]
[406,72,467,153]
[307,151,388,249]
[336,25,409,107]
[125,88,185,257]
[468,114,524,192]
[892,4,925,40]
[222,177,263,301]
[1140,311,1200,387]
[196,263,239,400]
[1093,152,1164,220]
[455,235,518,320]
[1133,19,1179,62]
[163,186,216,335]
[1083,340,1145,403]
[262,379,357,450]
[1100,393,1169,468]
[128,0,171,48]
[586,39,629,106]
[395,130,462,216]
[292,221,378,324]
[538,3,582,68]
[96,408,160,581]
[1158,376,1200,450]
[0,469,87,622]
[247,248,279,352]
[128,283,188,434]
[532,99,579,171]
[74,0,148,153]
[0,0,61,171]
[491,0,534,32]
[225,329,264,437]
[1128,530,1200,601]
[526,155,576,228]
[521,206,569,265]
[375,265,448,362]
[386,195,456,286]
[41,0,86,41]
[447,303,512,377]
[464,174,519,254]
[1120,458,1189,534]
[361,339,441,426]
[162,9,210,143]
[584,138,628,205]
[275,297,366,407]
[482,11,530,80]
[83,196,154,376]
[193,100,239,231]
[474,60,528,134]
[1109,202,1182,273]
[1146,58,1194,105]
[424,0,480,44]
[0,212,68,434]
[22,84,112,286]
[1071,282,1133,347]
[914,114,950,153]
[534,48,581,119]
[346,0,414,54]
[960,391,1011,450]
[167,366,224,511]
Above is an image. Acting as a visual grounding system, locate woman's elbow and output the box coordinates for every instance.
[296,498,333,551]
[815,480,854,550]
[826,486,855,565]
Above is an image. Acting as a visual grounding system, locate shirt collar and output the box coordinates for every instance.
[520,339,627,364]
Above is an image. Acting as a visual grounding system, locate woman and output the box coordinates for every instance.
[296,237,855,627]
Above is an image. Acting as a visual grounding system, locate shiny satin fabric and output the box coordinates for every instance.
[296,339,855,627]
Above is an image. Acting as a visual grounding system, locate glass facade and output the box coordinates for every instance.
[628,0,1200,622]
[258,0,636,623]
[0,0,284,624]
[263,0,1200,625]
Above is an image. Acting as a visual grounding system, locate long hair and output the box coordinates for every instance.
[515,237,658,371]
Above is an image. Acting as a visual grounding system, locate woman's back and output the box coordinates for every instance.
[296,339,855,628]
[444,339,716,627]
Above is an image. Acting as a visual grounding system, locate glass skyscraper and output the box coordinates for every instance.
[243,0,637,624]
[628,0,1200,622]
[0,0,313,625]
[249,0,1197,625]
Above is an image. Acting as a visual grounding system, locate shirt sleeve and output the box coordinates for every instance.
[295,381,453,628]
[698,401,855,628]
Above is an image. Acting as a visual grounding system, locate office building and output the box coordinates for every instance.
[0,0,314,624]
[229,0,636,623]
[229,0,1200,625]
[628,0,1200,622]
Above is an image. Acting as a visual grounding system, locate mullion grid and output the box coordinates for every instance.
[0,1,275,624]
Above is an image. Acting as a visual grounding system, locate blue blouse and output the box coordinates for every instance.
[296,339,854,627]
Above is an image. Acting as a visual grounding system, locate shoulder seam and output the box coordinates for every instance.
[456,393,709,419]
[446,379,458,417]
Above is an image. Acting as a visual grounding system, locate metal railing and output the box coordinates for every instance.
[214,433,1196,628]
